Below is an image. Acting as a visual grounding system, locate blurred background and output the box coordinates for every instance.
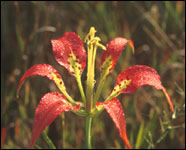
[1,1,185,149]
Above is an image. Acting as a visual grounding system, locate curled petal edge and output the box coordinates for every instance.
[113,65,174,112]
[17,64,66,98]
[96,98,131,149]
[31,92,80,148]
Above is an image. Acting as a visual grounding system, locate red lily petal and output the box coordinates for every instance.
[116,65,163,93]
[101,38,134,75]
[51,32,87,75]
[96,98,131,149]
[31,92,80,148]
[114,65,174,112]
[17,64,66,97]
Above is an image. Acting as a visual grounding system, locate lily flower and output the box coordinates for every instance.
[17,27,174,149]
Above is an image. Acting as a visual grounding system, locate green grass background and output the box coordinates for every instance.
[1,1,185,149]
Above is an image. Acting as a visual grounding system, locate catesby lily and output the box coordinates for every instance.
[17,27,174,149]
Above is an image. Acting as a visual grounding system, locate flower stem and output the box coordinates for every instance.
[61,113,65,148]
[85,116,92,149]
[63,92,77,106]
[75,75,86,105]
[93,74,106,106]
[42,129,56,149]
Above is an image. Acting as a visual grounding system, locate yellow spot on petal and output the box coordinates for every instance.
[113,80,131,95]
[101,56,113,77]
[51,73,66,92]
[68,52,82,76]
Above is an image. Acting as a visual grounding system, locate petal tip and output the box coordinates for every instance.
[162,88,174,112]
[128,40,135,54]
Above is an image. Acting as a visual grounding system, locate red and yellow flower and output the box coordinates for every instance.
[17,27,174,149]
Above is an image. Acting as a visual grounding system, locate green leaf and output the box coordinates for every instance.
[42,129,56,149]
[155,130,168,145]
[135,121,144,149]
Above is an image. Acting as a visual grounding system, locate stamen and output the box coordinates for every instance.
[84,27,97,43]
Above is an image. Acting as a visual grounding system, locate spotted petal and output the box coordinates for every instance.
[100,38,134,77]
[112,65,174,112]
[96,98,131,149]
[51,32,87,76]
[17,64,66,97]
[31,92,80,148]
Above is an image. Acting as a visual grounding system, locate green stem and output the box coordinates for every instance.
[75,75,86,104]
[105,92,120,102]
[61,114,65,148]
[42,129,56,149]
[85,117,92,149]
[92,90,121,117]
[93,73,107,106]
[93,56,113,106]
[84,27,98,149]
[63,92,77,106]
